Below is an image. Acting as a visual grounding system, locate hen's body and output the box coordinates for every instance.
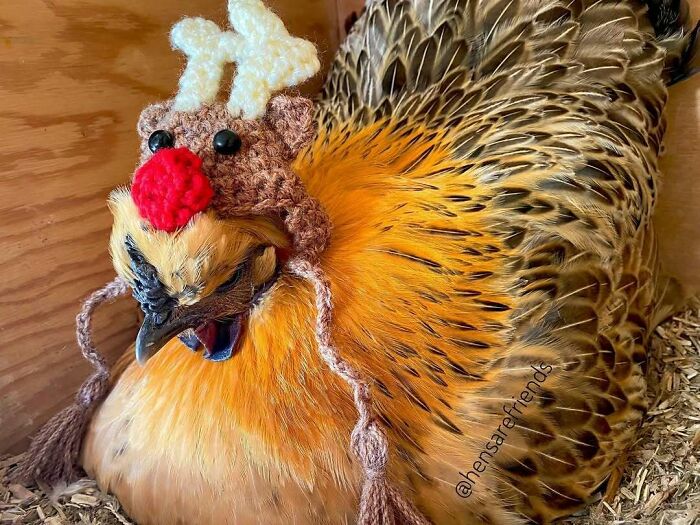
[83,1,697,523]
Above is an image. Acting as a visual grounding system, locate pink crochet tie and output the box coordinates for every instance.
[11,277,129,484]
[289,258,430,525]
[10,94,431,524]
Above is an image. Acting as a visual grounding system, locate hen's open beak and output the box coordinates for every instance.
[133,260,277,366]
[135,312,245,365]
[135,314,191,365]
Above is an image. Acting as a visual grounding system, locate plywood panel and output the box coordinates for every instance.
[655,0,700,292]
[336,0,365,37]
[0,0,338,454]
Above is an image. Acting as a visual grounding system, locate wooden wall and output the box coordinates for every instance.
[655,74,700,293]
[0,0,698,453]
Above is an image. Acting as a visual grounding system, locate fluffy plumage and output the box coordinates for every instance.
[83,1,697,524]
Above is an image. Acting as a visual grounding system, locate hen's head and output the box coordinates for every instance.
[108,96,319,364]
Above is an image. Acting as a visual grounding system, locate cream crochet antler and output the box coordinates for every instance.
[171,0,320,118]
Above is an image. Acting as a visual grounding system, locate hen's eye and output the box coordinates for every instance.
[148,130,175,153]
[217,266,243,292]
[213,129,242,155]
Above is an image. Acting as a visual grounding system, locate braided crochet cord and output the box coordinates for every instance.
[10,90,433,523]
[10,277,129,484]
[288,258,430,525]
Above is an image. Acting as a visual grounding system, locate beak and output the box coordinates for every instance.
[135,314,191,365]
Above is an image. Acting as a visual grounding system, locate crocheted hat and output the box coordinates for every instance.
[13,2,429,524]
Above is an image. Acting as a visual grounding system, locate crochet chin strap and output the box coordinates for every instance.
[10,251,427,525]
[235,166,430,525]
[11,234,429,525]
[288,258,430,525]
[8,116,430,525]
[10,277,129,484]
[11,264,429,525]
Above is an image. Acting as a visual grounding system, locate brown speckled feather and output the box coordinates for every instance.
[312,0,695,522]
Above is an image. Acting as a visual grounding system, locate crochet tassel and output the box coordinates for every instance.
[288,258,431,525]
[10,277,129,484]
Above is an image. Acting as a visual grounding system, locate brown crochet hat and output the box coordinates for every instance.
[130,96,331,262]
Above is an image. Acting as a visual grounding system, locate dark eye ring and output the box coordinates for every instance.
[148,130,175,153]
[217,266,244,293]
[213,129,242,155]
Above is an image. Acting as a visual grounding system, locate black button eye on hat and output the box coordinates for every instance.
[213,129,242,155]
[148,130,175,153]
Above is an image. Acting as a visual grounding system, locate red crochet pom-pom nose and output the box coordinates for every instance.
[131,147,214,232]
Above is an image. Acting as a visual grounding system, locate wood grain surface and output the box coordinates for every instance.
[0,0,698,453]
[655,75,700,294]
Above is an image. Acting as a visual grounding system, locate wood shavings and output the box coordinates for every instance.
[566,299,700,525]
[0,455,133,525]
[1,300,699,524]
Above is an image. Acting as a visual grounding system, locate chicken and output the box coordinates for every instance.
[74,0,700,524]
